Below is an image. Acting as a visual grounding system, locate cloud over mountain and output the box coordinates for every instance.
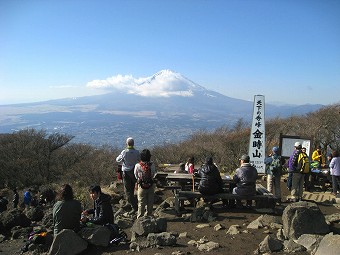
[86,69,204,97]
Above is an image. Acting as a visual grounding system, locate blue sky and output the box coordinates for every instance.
[1,0,339,105]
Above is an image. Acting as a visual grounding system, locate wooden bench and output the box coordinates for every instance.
[174,184,277,214]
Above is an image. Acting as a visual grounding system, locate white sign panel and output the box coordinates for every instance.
[248,95,265,173]
[280,136,311,158]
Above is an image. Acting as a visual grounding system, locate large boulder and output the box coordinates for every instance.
[131,216,167,237]
[282,201,329,240]
[0,209,31,230]
[26,206,44,222]
[48,229,88,255]
[314,233,340,255]
[78,225,111,247]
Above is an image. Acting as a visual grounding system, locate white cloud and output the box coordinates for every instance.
[86,70,196,97]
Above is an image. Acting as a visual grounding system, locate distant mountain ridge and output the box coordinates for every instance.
[0,70,323,147]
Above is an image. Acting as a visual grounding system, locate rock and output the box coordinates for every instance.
[214,223,224,231]
[178,232,188,238]
[314,232,340,255]
[131,216,167,238]
[282,201,329,240]
[258,235,283,253]
[11,226,32,239]
[48,229,88,255]
[196,223,210,229]
[197,241,219,251]
[26,206,44,222]
[226,225,240,235]
[247,216,264,229]
[276,228,285,241]
[78,225,111,247]
[0,209,31,229]
[147,232,177,246]
[283,239,306,253]
[324,212,340,224]
[296,234,323,253]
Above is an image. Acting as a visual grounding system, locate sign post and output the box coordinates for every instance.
[248,95,266,173]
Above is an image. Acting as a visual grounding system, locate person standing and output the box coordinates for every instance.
[116,137,140,215]
[23,189,32,209]
[329,150,340,196]
[53,184,82,235]
[233,154,258,208]
[13,189,19,208]
[82,185,114,225]
[289,142,304,202]
[264,147,283,202]
[134,149,156,219]
[312,145,325,169]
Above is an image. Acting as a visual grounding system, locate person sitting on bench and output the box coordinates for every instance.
[233,154,258,208]
[198,157,224,196]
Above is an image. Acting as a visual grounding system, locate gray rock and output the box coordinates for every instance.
[282,201,329,240]
[48,229,88,255]
[324,212,340,224]
[276,228,285,241]
[197,241,219,252]
[314,232,340,255]
[0,209,31,229]
[226,225,240,235]
[247,216,264,229]
[258,235,283,253]
[26,206,44,222]
[296,234,323,253]
[78,225,111,247]
[131,216,167,237]
[147,232,177,246]
[283,239,306,253]
[214,223,224,231]
[11,226,33,239]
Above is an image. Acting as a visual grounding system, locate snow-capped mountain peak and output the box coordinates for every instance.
[87,70,206,98]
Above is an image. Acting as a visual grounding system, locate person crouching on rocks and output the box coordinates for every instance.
[82,185,114,225]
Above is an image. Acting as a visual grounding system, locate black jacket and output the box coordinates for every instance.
[198,163,224,195]
[88,193,114,225]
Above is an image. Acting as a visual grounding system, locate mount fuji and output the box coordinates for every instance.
[0,70,323,147]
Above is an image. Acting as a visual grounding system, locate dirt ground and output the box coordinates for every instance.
[1,176,339,255]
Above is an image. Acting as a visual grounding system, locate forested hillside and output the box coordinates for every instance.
[0,104,339,191]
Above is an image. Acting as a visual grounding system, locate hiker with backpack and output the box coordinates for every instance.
[134,149,156,219]
[264,146,284,203]
[288,142,309,202]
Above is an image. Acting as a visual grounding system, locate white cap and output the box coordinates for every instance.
[294,141,301,147]
[126,137,134,146]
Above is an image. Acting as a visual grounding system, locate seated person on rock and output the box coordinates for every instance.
[53,184,82,235]
[82,185,114,225]
[198,157,224,196]
[233,154,258,208]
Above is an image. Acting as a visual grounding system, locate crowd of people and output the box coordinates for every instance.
[1,136,339,249]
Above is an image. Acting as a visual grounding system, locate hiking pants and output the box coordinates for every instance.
[291,172,304,200]
[123,170,138,212]
[267,174,281,200]
[137,183,155,219]
[332,175,340,194]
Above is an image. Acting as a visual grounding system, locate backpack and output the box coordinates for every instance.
[269,156,282,176]
[138,162,154,189]
[298,152,310,173]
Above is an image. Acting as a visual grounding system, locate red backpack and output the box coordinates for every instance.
[138,162,154,189]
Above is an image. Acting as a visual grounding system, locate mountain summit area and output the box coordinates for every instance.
[0,70,323,147]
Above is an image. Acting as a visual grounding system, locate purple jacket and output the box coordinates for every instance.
[288,149,301,173]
